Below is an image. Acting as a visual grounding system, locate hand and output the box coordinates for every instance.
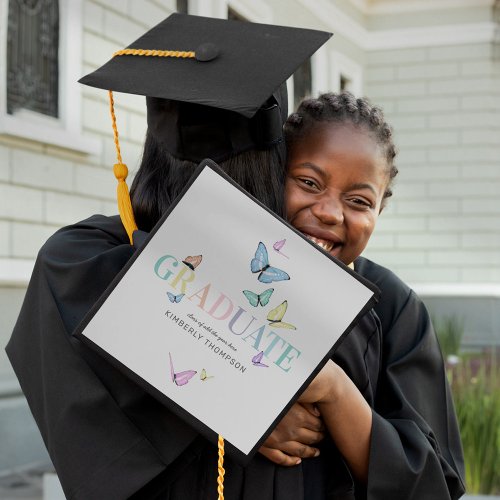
[259,402,325,466]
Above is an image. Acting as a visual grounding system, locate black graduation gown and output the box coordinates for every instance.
[6,215,465,500]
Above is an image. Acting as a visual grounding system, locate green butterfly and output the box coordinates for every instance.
[242,288,274,307]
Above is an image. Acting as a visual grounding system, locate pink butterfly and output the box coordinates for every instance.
[169,352,197,386]
[273,239,289,259]
[252,351,269,368]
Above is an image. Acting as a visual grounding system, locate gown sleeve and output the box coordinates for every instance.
[363,263,465,499]
[6,216,198,500]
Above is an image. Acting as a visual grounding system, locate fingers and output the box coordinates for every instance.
[274,441,321,459]
[302,402,320,417]
[259,443,321,466]
[259,446,302,467]
[286,403,325,433]
[265,427,325,448]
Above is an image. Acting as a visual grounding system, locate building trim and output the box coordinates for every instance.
[349,0,494,15]
[189,0,272,22]
[412,283,500,298]
[0,259,34,287]
[227,0,273,22]
[296,0,366,49]
[0,113,101,154]
[297,0,495,50]
[369,22,497,50]
[311,44,329,98]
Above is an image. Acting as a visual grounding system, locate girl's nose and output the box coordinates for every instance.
[310,197,344,225]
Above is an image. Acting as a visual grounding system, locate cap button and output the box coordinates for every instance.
[195,43,219,62]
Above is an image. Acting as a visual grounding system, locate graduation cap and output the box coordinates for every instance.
[78,12,331,241]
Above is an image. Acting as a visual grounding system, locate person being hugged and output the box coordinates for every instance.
[259,92,465,500]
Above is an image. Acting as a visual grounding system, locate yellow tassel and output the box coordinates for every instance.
[107,50,195,244]
[114,163,138,244]
[108,90,138,244]
[217,435,225,500]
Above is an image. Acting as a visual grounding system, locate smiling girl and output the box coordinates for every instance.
[259,92,465,499]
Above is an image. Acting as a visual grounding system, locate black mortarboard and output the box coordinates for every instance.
[79,13,331,162]
[77,13,331,245]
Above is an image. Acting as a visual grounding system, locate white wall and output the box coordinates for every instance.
[364,40,500,285]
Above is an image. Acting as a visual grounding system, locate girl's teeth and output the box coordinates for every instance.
[307,235,333,252]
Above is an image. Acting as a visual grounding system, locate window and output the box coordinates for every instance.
[7,0,59,118]
[330,51,363,96]
[340,74,350,92]
[293,59,312,110]
[176,0,188,14]
[0,0,99,154]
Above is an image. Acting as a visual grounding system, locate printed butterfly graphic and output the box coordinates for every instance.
[251,242,290,284]
[182,255,202,271]
[167,292,184,303]
[200,368,214,381]
[273,239,289,259]
[169,352,197,386]
[242,288,274,307]
[251,351,269,368]
[267,300,297,330]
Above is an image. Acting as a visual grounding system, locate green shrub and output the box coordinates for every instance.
[433,314,464,359]
[450,351,500,495]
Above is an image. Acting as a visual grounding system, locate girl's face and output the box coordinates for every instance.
[285,123,389,266]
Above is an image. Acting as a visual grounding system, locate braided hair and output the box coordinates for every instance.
[284,91,398,203]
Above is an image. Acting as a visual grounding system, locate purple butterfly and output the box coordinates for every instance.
[169,352,197,386]
[252,351,269,368]
[273,239,289,259]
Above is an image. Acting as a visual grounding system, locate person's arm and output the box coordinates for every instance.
[6,219,198,499]
[297,360,372,482]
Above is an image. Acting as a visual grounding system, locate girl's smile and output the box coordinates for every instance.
[285,123,389,265]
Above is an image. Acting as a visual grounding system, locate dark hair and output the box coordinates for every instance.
[130,131,286,231]
[284,91,398,203]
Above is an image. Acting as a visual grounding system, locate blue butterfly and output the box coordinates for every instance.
[167,292,184,303]
[250,242,290,284]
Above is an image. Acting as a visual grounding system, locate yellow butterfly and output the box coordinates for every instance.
[200,368,214,381]
[267,300,296,330]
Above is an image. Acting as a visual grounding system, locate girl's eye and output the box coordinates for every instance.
[349,197,372,208]
[298,178,319,190]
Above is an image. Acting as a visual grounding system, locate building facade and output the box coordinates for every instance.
[0,0,498,474]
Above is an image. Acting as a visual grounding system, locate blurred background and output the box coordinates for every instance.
[0,0,499,497]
